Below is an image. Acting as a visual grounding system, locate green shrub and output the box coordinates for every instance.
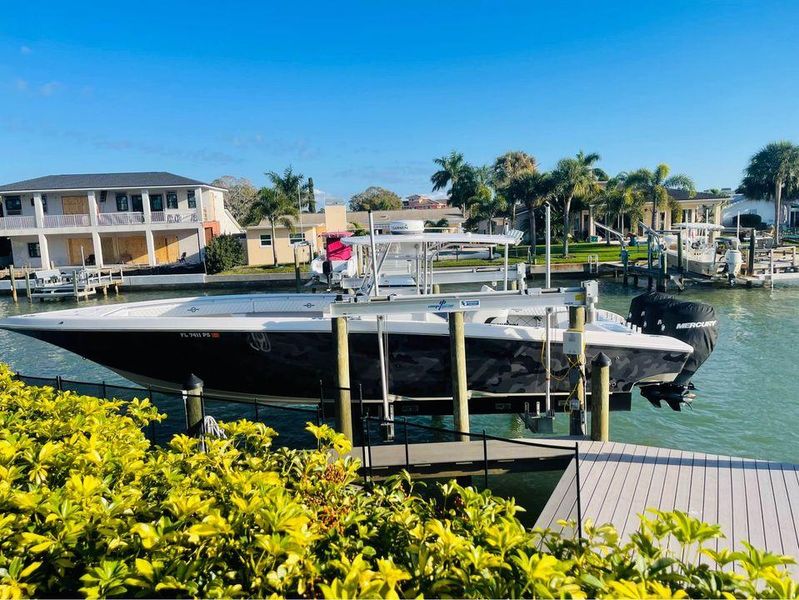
[204,234,245,274]
[0,365,795,598]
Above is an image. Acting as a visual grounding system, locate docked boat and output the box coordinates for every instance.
[663,223,743,278]
[0,228,717,411]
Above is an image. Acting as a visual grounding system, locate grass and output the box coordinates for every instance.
[218,243,649,275]
[434,242,648,268]
[217,264,311,275]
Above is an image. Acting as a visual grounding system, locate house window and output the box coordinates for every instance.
[5,196,22,216]
[681,209,694,223]
[658,212,667,228]
[259,234,272,247]
[116,193,129,212]
[150,194,164,211]
[166,191,178,209]
[187,190,196,209]
[131,194,143,212]
[100,191,107,203]
[41,195,47,213]
[27,242,40,258]
[289,233,305,244]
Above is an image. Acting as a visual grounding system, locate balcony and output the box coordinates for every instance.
[98,212,145,226]
[0,216,36,230]
[43,214,91,228]
[150,211,199,224]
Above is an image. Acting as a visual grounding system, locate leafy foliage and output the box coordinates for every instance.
[741,141,799,241]
[551,151,603,256]
[0,366,795,598]
[204,234,245,274]
[624,163,695,230]
[349,186,402,211]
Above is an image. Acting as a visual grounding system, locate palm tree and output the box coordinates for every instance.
[492,151,537,226]
[245,187,299,266]
[431,151,468,215]
[742,141,799,242]
[267,166,309,212]
[624,164,695,231]
[467,179,507,259]
[513,171,552,251]
[594,173,646,242]
[551,151,602,257]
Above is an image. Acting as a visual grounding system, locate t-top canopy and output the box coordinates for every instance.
[342,231,522,247]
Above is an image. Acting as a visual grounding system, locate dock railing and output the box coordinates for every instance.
[11,373,584,538]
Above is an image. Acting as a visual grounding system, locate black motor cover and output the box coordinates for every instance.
[630,292,719,404]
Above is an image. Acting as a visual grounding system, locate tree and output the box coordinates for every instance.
[204,234,245,274]
[492,151,537,226]
[551,151,602,257]
[431,151,470,215]
[349,186,402,211]
[594,173,647,242]
[742,141,799,242]
[267,166,313,213]
[245,187,299,266]
[624,164,695,231]
[424,218,449,231]
[211,176,258,223]
[305,177,316,213]
[466,174,507,258]
[514,171,553,250]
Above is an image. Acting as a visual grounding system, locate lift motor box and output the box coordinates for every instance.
[563,330,584,356]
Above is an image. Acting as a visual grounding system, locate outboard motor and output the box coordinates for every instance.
[628,292,719,411]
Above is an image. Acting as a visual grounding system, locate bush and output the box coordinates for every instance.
[0,366,795,598]
[204,234,245,274]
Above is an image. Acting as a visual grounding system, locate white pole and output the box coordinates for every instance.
[545,203,552,415]
[503,243,509,290]
[368,211,380,296]
[736,211,741,239]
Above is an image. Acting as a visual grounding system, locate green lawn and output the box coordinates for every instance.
[434,242,648,268]
[218,264,311,275]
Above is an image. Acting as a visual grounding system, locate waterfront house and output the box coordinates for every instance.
[245,205,463,266]
[0,172,242,269]
[405,194,448,209]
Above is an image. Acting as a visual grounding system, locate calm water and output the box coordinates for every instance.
[2,279,797,519]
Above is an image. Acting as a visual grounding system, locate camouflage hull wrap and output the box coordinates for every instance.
[16,327,690,403]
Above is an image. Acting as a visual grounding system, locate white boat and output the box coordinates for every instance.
[0,226,716,411]
[663,223,742,278]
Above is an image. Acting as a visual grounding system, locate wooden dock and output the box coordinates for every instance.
[349,438,576,479]
[535,440,799,573]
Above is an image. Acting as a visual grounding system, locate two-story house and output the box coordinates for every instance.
[0,172,242,268]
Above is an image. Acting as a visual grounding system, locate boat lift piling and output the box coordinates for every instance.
[332,315,353,441]
[9,266,17,303]
[590,353,611,442]
[24,268,32,302]
[183,374,206,451]
[449,310,469,441]
[566,306,586,436]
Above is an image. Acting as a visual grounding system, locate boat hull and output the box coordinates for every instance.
[14,327,689,404]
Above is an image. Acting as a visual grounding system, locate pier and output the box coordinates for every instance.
[28,268,123,301]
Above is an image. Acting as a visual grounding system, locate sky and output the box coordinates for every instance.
[1,1,798,206]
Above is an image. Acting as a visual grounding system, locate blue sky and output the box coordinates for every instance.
[1,1,798,204]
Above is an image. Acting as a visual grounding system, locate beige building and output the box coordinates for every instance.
[245,206,463,266]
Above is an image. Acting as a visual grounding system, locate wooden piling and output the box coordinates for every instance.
[748,230,756,275]
[449,311,469,441]
[183,374,205,443]
[432,283,441,294]
[9,266,17,303]
[510,279,518,291]
[72,274,79,301]
[332,316,353,441]
[568,306,586,437]
[590,352,611,442]
[24,269,32,302]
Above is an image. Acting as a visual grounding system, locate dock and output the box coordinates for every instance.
[535,440,799,573]
[28,268,123,301]
[349,434,799,573]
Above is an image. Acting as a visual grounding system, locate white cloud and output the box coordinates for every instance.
[19,45,31,55]
[39,81,61,96]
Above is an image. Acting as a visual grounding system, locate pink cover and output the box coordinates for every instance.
[325,235,352,261]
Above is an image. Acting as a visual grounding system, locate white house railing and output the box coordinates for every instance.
[0,215,36,230]
[43,214,91,228]
[97,212,146,226]
[151,211,198,224]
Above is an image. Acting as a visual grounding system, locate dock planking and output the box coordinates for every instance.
[533,440,799,573]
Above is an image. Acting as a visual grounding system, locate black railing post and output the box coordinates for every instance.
[101,380,107,400]
[318,379,326,421]
[404,417,409,468]
[482,429,489,488]
[199,391,207,453]
[254,401,259,421]
[574,445,583,540]
[365,416,373,482]
[55,375,63,391]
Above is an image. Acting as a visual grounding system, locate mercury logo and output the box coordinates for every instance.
[675,320,717,329]
[428,299,454,311]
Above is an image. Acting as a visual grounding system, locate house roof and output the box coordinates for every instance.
[666,188,729,202]
[0,172,215,193]
[251,207,464,229]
